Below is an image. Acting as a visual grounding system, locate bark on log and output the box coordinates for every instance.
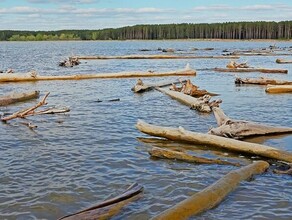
[149,147,241,166]
[156,88,221,113]
[276,59,292,64]
[265,85,292,93]
[153,161,269,220]
[208,107,292,139]
[131,79,187,93]
[59,183,143,220]
[0,91,40,106]
[235,77,292,85]
[214,68,288,74]
[0,68,196,83]
[136,120,292,163]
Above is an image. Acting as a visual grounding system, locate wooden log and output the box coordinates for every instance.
[59,183,143,220]
[228,52,291,56]
[156,88,221,113]
[208,107,292,139]
[71,55,240,60]
[131,79,187,93]
[276,59,292,64]
[0,91,40,106]
[214,67,288,74]
[136,120,292,163]
[235,77,292,85]
[153,161,269,220]
[0,68,196,83]
[265,85,292,93]
[149,147,241,166]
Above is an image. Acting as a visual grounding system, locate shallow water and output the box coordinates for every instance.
[0,40,292,220]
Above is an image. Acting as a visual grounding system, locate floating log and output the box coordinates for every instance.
[214,67,288,74]
[265,85,292,93]
[59,183,143,220]
[149,147,241,166]
[0,68,196,83]
[208,107,292,139]
[226,61,249,69]
[156,88,221,113]
[273,163,292,175]
[131,79,187,93]
[226,52,291,56]
[0,91,40,106]
[235,77,292,85]
[153,161,269,220]
[71,55,239,60]
[276,59,292,64]
[136,120,292,163]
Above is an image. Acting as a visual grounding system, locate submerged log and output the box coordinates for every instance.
[156,88,221,113]
[235,77,292,85]
[136,120,292,163]
[214,67,288,74]
[265,85,292,93]
[149,147,241,166]
[0,91,40,106]
[153,161,269,220]
[131,79,187,93]
[276,59,292,64]
[59,183,143,220]
[208,107,292,139]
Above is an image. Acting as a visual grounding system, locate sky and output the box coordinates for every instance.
[0,0,291,30]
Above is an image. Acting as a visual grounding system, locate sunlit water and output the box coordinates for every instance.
[0,40,291,220]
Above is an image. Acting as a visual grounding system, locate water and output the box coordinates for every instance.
[0,40,292,220]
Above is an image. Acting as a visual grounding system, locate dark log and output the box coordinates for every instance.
[235,77,292,85]
[214,67,288,74]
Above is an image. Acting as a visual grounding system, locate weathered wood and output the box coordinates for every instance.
[208,107,292,139]
[214,67,288,74]
[235,77,292,85]
[227,52,291,56]
[136,120,292,163]
[131,79,187,93]
[226,61,249,69]
[0,68,196,83]
[0,91,40,106]
[156,88,221,113]
[149,147,241,166]
[265,85,292,93]
[59,183,143,220]
[153,161,269,220]
[276,59,292,64]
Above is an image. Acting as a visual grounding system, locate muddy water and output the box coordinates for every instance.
[0,40,291,220]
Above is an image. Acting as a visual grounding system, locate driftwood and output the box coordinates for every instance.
[214,67,288,74]
[225,52,291,56]
[276,59,292,64]
[136,120,292,163]
[273,163,292,175]
[59,183,143,220]
[28,107,70,116]
[235,77,292,85]
[149,147,241,166]
[0,68,196,83]
[0,91,40,106]
[131,79,187,93]
[208,107,292,139]
[226,61,249,69]
[59,57,80,67]
[156,88,221,113]
[265,85,292,93]
[153,161,269,220]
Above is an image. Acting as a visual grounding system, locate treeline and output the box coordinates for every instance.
[0,21,291,41]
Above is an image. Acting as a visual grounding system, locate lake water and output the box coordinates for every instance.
[0,40,292,220]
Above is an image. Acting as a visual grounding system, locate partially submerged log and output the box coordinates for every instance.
[149,147,241,166]
[276,59,292,64]
[136,120,292,163]
[153,161,269,220]
[265,85,292,93]
[156,88,221,113]
[226,61,249,69]
[235,77,292,85]
[214,67,288,74]
[225,52,291,56]
[59,57,80,67]
[0,91,40,106]
[131,79,187,93]
[273,163,292,175]
[59,183,143,220]
[208,107,292,139]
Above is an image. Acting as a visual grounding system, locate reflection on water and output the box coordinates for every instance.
[0,41,291,219]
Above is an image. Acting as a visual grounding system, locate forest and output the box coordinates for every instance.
[0,21,291,41]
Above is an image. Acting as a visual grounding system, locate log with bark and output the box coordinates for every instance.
[149,147,241,166]
[214,67,288,74]
[136,120,292,163]
[156,88,222,113]
[276,59,292,64]
[235,77,292,85]
[0,68,196,83]
[0,91,40,106]
[208,107,292,139]
[59,183,143,220]
[131,79,187,93]
[265,85,292,93]
[152,161,269,220]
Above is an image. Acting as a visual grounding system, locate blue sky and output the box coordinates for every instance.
[0,0,291,30]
